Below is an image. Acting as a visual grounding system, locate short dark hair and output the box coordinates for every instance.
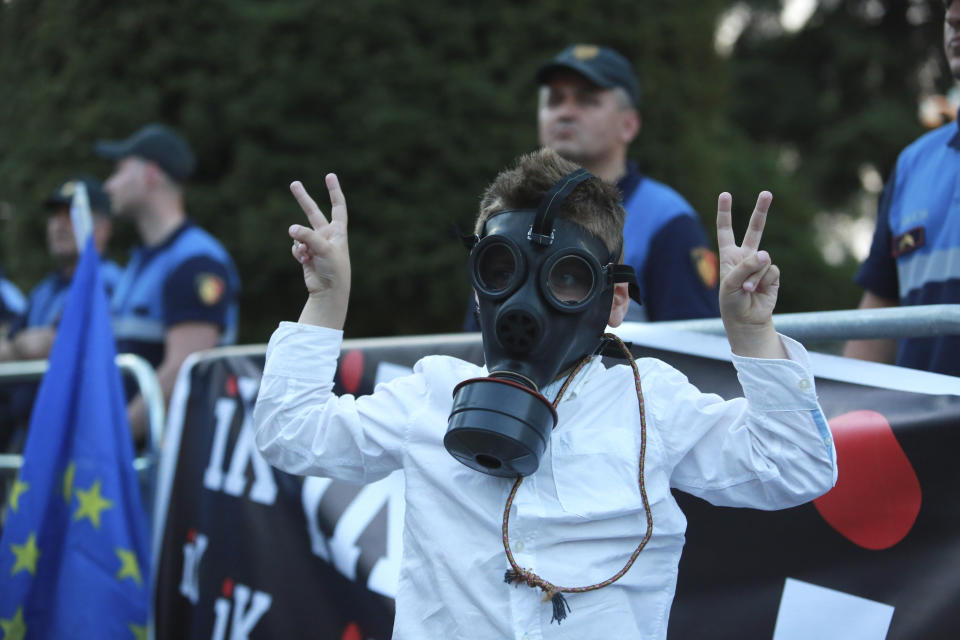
[475,148,625,254]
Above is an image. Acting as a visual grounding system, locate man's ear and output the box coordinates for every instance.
[607,282,630,327]
[621,109,640,145]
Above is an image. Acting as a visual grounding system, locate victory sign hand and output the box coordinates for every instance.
[716,191,786,358]
[289,174,351,329]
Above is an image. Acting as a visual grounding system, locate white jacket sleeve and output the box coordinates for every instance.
[652,335,837,509]
[253,322,423,485]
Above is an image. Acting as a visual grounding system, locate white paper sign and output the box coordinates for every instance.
[773,578,894,640]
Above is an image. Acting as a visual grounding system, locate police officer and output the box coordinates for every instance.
[0,177,120,362]
[843,1,960,377]
[95,123,241,441]
[536,44,721,322]
[464,44,721,329]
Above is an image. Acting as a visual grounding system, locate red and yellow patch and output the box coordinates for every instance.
[196,273,226,306]
[690,247,719,289]
[891,226,925,258]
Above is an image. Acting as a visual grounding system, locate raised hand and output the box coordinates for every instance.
[716,191,786,358]
[288,174,351,329]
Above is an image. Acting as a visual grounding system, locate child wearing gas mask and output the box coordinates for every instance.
[254,148,837,639]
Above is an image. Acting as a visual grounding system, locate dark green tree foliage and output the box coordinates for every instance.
[2,0,873,341]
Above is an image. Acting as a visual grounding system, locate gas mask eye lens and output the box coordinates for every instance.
[476,242,517,293]
[546,255,594,305]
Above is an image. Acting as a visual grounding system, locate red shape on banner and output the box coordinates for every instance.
[341,622,364,640]
[186,528,197,542]
[222,578,235,598]
[340,350,364,394]
[814,410,922,550]
[225,375,238,397]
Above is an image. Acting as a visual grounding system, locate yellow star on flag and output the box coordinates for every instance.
[74,479,113,529]
[115,548,143,586]
[10,532,40,576]
[8,478,29,513]
[62,462,76,504]
[129,622,147,640]
[0,607,26,640]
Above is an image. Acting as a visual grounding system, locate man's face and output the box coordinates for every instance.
[46,205,78,263]
[946,1,960,80]
[104,156,148,217]
[537,70,636,167]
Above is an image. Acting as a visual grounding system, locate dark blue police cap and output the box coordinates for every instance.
[44,177,111,216]
[94,123,196,182]
[535,44,640,107]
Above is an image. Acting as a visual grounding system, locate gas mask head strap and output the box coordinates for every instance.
[610,263,642,303]
[529,168,594,246]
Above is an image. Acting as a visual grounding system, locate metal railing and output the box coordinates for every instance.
[656,304,960,342]
[0,353,164,479]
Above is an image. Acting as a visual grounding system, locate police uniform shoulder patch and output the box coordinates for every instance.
[195,273,226,306]
[690,247,719,289]
[891,226,925,258]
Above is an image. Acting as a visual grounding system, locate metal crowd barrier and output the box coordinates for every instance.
[0,353,164,482]
[658,304,960,343]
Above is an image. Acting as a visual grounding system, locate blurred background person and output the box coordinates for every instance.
[843,0,960,377]
[0,177,118,451]
[0,177,119,362]
[95,123,241,442]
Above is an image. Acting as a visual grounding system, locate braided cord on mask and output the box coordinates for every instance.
[500,333,654,624]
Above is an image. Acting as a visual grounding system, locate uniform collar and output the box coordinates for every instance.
[136,219,193,258]
[617,160,643,203]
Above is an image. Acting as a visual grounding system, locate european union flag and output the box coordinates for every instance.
[0,236,150,639]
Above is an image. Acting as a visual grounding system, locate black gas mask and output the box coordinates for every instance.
[445,169,639,477]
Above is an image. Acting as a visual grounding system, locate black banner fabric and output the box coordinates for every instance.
[152,333,960,639]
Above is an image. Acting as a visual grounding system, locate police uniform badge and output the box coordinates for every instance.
[196,273,226,306]
[891,226,925,258]
[690,247,719,288]
[572,44,600,60]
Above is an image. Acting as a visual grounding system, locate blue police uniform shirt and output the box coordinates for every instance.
[111,220,240,368]
[8,260,122,335]
[619,162,720,321]
[855,113,960,377]
[3,262,119,437]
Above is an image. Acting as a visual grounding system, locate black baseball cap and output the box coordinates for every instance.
[43,177,111,216]
[94,123,196,182]
[535,44,641,106]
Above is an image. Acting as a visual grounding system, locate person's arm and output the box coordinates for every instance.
[843,171,899,364]
[127,321,221,443]
[651,191,835,507]
[715,191,786,359]
[9,327,57,360]
[125,251,236,443]
[254,175,410,482]
[841,291,899,364]
[0,334,15,361]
